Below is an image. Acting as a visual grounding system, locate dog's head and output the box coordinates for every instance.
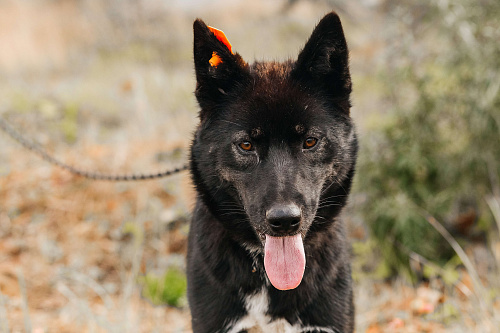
[190,12,357,290]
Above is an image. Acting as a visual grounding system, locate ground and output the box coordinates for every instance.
[1,132,497,332]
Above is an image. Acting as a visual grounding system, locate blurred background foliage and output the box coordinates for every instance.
[139,267,187,307]
[354,0,500,277]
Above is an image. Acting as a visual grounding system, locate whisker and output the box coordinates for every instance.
[318,203,342,209]
[318,199,342,205]
[219,203,244,208]
[220,212,246,217]
[320,178,336,195]
[333,177,348,195]
[319,194,346,203]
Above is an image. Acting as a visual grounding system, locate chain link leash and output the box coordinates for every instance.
[0,117,189,181]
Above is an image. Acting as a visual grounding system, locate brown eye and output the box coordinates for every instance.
[304,137,318,149]
[239,141,253,151]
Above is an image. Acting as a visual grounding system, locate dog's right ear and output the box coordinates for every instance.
[292,12,351,108]
[193,19,250,117]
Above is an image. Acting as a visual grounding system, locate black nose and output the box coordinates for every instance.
[266,204,301,234]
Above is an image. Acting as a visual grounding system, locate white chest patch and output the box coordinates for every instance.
[227,289,297,333]
[226,289,336,333]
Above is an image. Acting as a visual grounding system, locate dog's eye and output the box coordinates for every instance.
[239,141,253,151]
[303,137,318,149]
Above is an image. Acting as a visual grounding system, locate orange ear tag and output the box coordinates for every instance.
[209,52,223,67]
[207,26,234,68]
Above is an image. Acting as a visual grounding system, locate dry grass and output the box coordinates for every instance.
[0,139,192,332]
[2,148,499,332]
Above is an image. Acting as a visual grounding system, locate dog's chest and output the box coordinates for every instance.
[227,289,335,333]
[227,289,298,333]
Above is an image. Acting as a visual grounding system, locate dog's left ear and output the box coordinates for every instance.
[292,12,352,106]
[193,19,250,116]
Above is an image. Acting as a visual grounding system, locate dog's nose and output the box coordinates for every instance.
[266,204,301,234]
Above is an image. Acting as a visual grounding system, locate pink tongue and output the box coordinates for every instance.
[264,234,306,290]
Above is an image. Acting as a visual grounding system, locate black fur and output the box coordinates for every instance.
[188,12,357,333]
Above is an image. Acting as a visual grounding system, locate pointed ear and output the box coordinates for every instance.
[193,19,250,115]
[292,12,352,105]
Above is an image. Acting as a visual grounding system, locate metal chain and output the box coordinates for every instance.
[0,117,189,181]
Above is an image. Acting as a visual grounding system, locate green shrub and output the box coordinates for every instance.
[356,0,500,276]
[139,267,187,307]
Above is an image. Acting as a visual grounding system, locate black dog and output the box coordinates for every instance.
[188,12,357,333]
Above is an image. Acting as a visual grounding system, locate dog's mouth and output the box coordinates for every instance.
[263,234,306,291]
